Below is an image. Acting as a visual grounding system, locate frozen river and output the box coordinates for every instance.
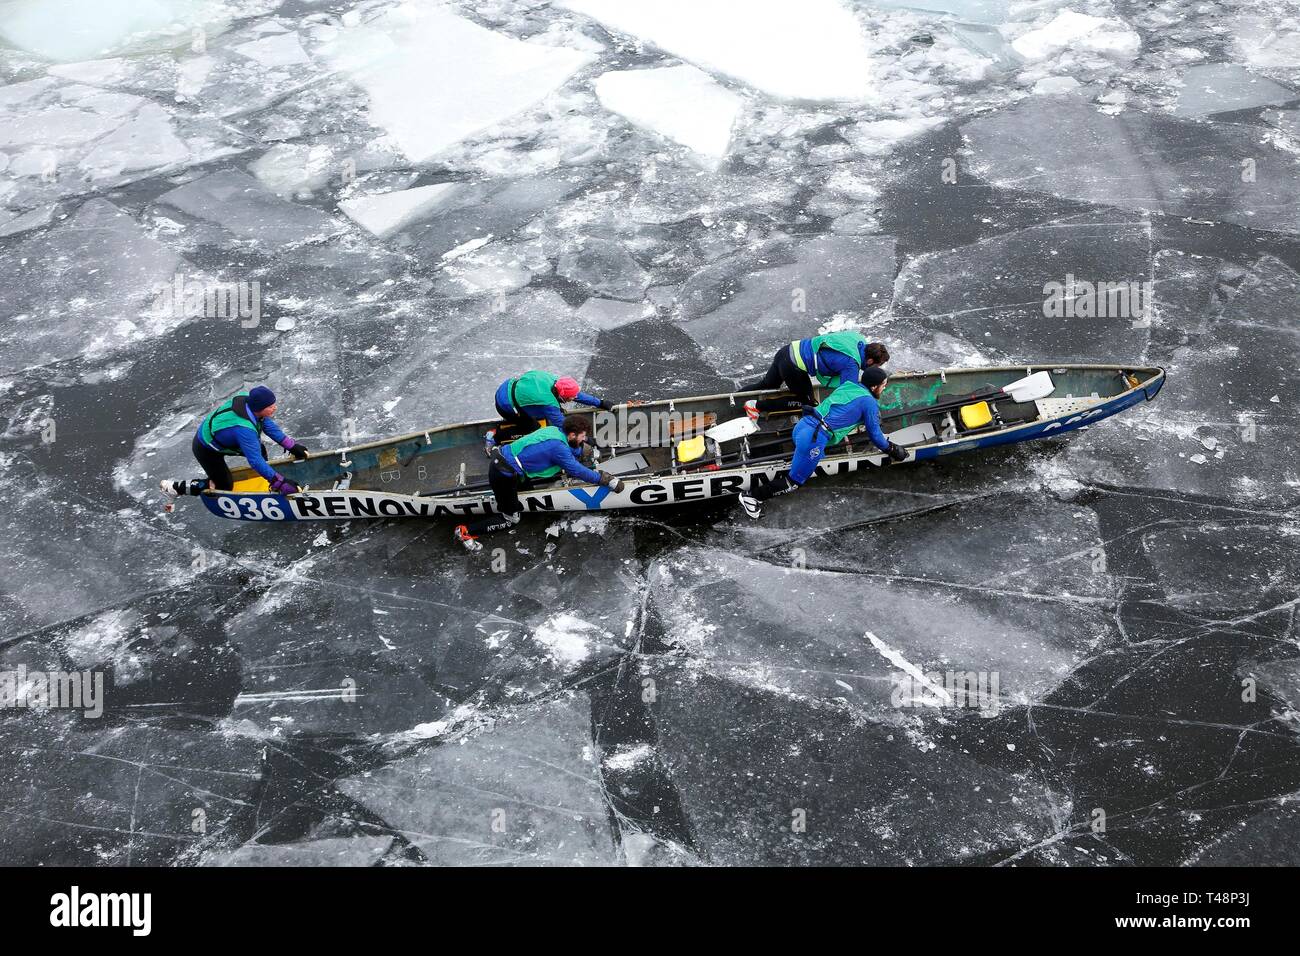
[1,0,1299,865]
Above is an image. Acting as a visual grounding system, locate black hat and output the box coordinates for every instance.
[861,367,889,389]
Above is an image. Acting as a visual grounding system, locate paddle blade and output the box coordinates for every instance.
[1003,371,1054,403]
[705,417,759,443]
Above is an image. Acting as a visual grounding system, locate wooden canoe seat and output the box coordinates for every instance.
[667,412,716,439]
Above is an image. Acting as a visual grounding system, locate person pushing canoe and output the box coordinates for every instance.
[160,385,308,499]
[487,370,615,452]
[455,414,626,552]
[737,367,906,519]
[742,332,889,419]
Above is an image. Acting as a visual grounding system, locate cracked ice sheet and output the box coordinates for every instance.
[561,0,876,102]
[317,4,596,164]
[219,522,640,735]
[199,834,396,866]
[349,288,601,435]
[1051,255,1300,502]
[0,717,264,866]
[674,234,896,377]
[651,532,1115,716]
[404,173,586,262]
[337,691,620,865]
[1190,801,1300,865]
[0,455,205,634]
[1140,521,1300,623]
[892,209,1152,363]
[0,199,186,373]
[646,662,1065,865]
[0,78,240,210]
[962,98,1300,234]
[156,168,343,248]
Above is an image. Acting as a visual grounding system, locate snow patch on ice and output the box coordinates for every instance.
[603,742,652,770]
[531,612,611,665]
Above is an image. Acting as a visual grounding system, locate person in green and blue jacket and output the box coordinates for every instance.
[743,332,889,417]
[738,367,906,519]
[455,414,624,552]
[160,385,309,498]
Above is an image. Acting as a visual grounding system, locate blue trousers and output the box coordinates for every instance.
[789,417,830,485]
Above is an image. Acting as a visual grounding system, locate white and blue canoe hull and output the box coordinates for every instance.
[199,364,1165,522]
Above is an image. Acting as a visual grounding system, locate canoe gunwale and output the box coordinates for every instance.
[242,362,1164,470]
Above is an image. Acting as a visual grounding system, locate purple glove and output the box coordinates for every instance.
[269,474,299,494]
[282,437,309,460]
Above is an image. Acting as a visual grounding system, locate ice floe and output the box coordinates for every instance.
[595,64,743,166]
[562,0,876,102]
[1010,10,1140,62]
[339,182,461,238]
[318,4,596,163]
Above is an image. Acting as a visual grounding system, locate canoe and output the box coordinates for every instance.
[193,363,1165,522]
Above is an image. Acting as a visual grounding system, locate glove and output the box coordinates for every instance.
[598,398,617,411]
[269,474,299,494]
[598,471,625,494]
[886,442,908,462]
[288,443,309,460]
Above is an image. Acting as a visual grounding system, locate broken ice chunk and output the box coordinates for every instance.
[0,0,227,63]
[339,183,461,238]
[594,64,742,167]
[78,102,189,178]
[0,198,184,373]
[1010,10,1140,62]
[1032,76,1082,96]
[561,0,875,102]
[576,297,654,330]
[557,236,650,301]
[1172,63,1297,118]
[318,5,595,162]
[0,203,56,237]
[157,169,343,247]
[336,694,617,865]
[233,30,310,68]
